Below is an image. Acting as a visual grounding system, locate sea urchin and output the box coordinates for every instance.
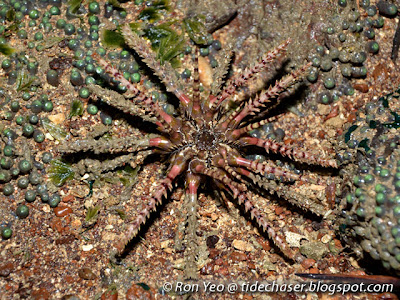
[59,24,338,279]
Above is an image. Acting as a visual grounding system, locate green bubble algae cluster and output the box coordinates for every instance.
[338,86,400,273]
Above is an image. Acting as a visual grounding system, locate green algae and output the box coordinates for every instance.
[0,43,15,56]
[48,159,75,186]
[69,99,84,118]
[15,68,37,92]
[155,29,184,65]
[115,209,126,220]
[85,206,100,224]
[103,21,185,65]
[344,125,358,143]
[102,29,125,48]
[358,138,370,152]
[138,0,170,22]
[68,0,83,14]
[118,164,141,187]
[183,16,208,45]
[38,37,64,51]
[41,118,67,141]
[142,23,185,65]
[101,7,208,66]
[383,112,400,129]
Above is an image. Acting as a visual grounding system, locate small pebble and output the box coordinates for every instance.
[54,206,73,217]
[30,288,50,299]
[321,234,333,244]
[232,239,255,252]
[211,213,218,221]
[55,235,76,245]
[198,56,212,88]
[100,290,118,300]
[301,258,316,269]
[82,244,94,251]
[230,251,247,262]
[78,267,96,280]
[0,262,14,277]
[206,235,219,248]
[126,283,153,300]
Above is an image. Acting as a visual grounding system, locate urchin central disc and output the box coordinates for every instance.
[196,128,218,151]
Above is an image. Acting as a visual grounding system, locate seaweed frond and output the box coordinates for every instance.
[84,206,100,227]
[102,29,126,48]
[183,16,208,45]
[48,160,75,186]
[37,37,64,51]
[0,43,15,56]
[69,100,84,118]
[138,0,170,22]
[16,68,38,92]
[142,23,184,65]
[115,209,126,220]
[41,118,68,141]
[68,0,83,13]
[157,31,185,65]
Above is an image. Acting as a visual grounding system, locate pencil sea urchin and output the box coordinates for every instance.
[58,24,338,278]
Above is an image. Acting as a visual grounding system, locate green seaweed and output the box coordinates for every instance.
[380,95,389,108]
[68,0,83,13]
[85,180,94,198]
[16,69,37,92]
[115,209,126,220]
[0,43,15,56]
[183,16,208,45]
[152,0,169,10]
[3,24,19,37]
[369,120,377,129]
[143,23,184,65]
[41,118,67,141]
[119,177,129,186]
[101,5,199,65]
[85,206,100,223]
[38,37,64,50]
[102,29,126,48]
[138,0,169,22]
[344,125,358,143]
[2,10,21,37]
[48,160,75,186]
[104,19,187,65]
[118,165,140,186]
[6,8,15,22]
[136,283,150,291]
[156,31,185,64]
[358,138,370,152]
[128,22,142,32]
[377,91,400,128]
[143,23,175,47]
[102,174,120,184]
[69,99,84,118]
[138,8,161,22]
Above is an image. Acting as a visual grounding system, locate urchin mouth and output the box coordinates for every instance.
[195,128,220,151]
